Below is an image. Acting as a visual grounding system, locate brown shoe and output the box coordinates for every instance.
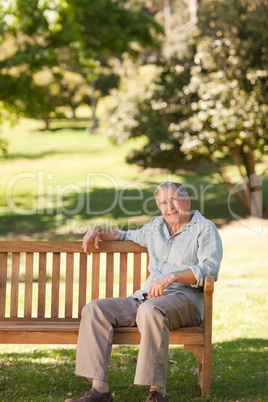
[146,390,168,402]
[65,386,113,402]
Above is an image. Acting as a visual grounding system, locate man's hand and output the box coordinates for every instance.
[82,226,121,255]
[148,269,197,298]
[82,226,101,255]
[148,274,174,298]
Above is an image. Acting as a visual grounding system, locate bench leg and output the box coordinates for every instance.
[198,363,202,388]
[197,360,211,397]
[201,356,211,397]
[186,346,211,396]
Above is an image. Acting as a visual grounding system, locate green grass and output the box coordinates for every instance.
[0,117,267,401]
[0,278,267,401]
[2,117,264,240]
[0,339,267,402]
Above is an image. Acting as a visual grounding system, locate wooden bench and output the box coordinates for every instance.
[0,240,214,397]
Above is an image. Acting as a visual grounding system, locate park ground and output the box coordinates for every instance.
[0,119,267,401]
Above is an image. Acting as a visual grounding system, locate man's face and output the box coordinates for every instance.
[157,186,191,228]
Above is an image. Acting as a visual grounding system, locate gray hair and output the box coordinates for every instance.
[154,181,188,201]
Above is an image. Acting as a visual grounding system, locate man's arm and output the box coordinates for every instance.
[82,226,120,255]
[149,221,222,298]
[148,269,196,298]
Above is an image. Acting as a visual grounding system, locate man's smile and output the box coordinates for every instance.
[167,210,179,216]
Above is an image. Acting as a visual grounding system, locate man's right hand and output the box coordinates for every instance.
[82,226,101,255]
[82,226,121,255]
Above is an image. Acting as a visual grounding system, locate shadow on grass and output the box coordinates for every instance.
[38,126,89,133]
[1,179,238,239]
[0,338,267,401]
[2,171,268,240]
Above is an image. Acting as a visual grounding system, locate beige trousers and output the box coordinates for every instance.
[75,294,201,388]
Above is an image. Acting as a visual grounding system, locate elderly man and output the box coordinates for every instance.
[66,181,222,402]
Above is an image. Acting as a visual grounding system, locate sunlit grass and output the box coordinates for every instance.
[3,116,261,239]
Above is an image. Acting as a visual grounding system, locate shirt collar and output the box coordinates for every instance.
[162,210,205,236]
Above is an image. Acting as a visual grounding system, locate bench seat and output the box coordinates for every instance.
[0,318,204,345]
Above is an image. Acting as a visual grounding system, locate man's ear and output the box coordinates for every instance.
[186,196,191,209]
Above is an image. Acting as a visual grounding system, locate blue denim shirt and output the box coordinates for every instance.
[119,210,222,320]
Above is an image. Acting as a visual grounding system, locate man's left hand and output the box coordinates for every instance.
[148,274,173,298]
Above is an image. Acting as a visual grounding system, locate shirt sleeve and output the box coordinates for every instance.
[118,217,159,247]
[188,222,223,287]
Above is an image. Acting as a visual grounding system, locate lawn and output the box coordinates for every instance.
[0,118,267,401]
[1,117,257,239]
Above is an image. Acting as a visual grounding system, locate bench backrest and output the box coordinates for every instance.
[0,241,149,320]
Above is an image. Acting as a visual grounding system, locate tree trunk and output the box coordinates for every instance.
[90,81,98,130]
[43,117,51,130]
[209,153,250,211]
[241,148,262,218]
[72,107,76,119]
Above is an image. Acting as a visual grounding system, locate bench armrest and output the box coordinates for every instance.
[204,276,214,294]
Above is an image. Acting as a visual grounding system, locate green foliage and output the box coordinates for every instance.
[107,0,268,215]
[105,64,161,145]
[65,0,163,59]
[127,53,198,171]
[0,136,8,156]
[182,0,268,159]
[0,0,163,124]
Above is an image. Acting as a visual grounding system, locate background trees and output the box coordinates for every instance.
[0,0,267,216]
[107,0,268,216]
[0,0,163,131]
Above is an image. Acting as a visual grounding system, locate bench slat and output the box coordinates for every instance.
[24,253,34,318]
[0,319,204,346]
[0,252,8,317]
[106,253,114,298]
[78,253,87,318]
[51,253,61,318]
[0,241,147,253]
[146,253,150,278]
[65,253,74,318]
[92,253,100,300]
[0,329,78,345]
[133,253,141,293]
[0,330,204,346]
[119,252,127,297]
[10,252,20,318]
[38,253,47,318]
[0,318,204,344]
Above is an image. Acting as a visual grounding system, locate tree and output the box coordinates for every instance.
[0,0,163,127]
[107,0,268,217]
[83,68,120,130]
[0,0,69,127]
[56,69,92,120]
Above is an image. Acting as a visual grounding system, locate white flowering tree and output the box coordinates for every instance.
[108,0,268,217]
